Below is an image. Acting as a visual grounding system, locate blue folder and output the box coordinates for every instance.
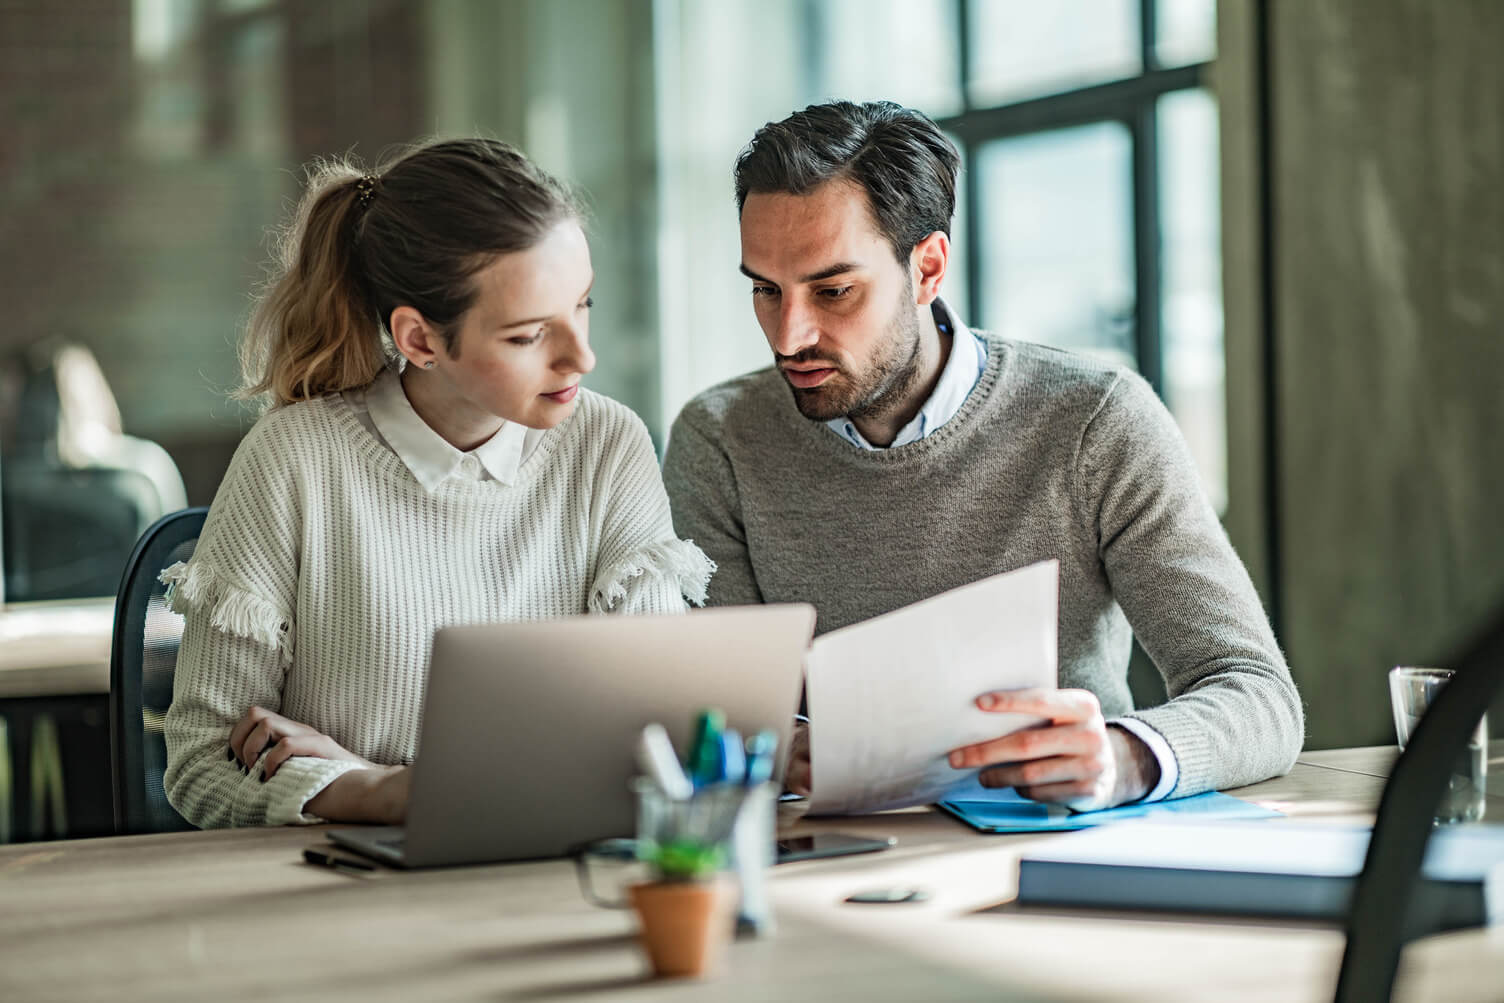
[936,779,1282,833]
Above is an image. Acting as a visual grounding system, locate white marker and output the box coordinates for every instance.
[636,722,694,801]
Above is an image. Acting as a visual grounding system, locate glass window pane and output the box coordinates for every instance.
[818,0,962,116]
[976,122,1135,370]
[967,0,1140,106]
[1158,88,1225,510]
[1155,0,1216,67]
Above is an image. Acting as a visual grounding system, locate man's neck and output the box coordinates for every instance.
[849,304,949,448]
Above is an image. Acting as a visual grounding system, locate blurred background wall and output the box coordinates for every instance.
[1,0,1500,750]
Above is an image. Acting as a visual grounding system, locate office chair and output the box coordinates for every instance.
[1335,601,1504,1002]
[109,507,208,835]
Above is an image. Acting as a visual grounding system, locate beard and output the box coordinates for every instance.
[780,276,925,424]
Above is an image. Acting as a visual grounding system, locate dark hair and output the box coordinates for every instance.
[241,138,581,407]
[733,100,960,262]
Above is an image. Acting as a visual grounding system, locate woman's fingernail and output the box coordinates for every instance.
[978,694,997,710]
[948,751,964,768]
[259,770,267,783]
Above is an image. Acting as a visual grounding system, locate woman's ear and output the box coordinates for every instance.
[910,231,950,307]
[390,306,442,369]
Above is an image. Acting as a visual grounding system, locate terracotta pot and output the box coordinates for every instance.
[628,876,736,978]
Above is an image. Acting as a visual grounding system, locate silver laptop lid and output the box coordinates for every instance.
[401,603,816,867]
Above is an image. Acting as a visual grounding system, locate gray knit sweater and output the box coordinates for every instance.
[662,336,1304,797]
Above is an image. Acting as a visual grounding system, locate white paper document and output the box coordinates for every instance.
[805,560,1059,815]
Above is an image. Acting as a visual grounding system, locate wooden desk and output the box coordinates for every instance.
[1,749,1500,1001]
[0,599,117,842]
[0,598,115,698]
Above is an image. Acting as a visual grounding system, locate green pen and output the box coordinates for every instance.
[687,708,726,787]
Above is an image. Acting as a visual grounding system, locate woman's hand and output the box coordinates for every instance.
[228,705,374,781]
[305,765,411,825]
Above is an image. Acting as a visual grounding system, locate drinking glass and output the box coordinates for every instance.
[1388,666,1487,824]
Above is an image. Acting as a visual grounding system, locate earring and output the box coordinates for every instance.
[423,361,435,370]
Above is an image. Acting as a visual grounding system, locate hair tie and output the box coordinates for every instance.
[354,174,379,207]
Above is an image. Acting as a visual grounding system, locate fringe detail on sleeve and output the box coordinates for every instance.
[160,560,295,667]
[589,539,717,613]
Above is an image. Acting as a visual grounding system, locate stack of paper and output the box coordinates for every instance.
[805,560,1059,815]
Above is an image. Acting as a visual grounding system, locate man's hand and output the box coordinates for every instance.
[228,705,375,781]
[946,688,1160,811]
[785,721,812,796]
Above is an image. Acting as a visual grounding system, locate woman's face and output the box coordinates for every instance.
[434,220,596,430]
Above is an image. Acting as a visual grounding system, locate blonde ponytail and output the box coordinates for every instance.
[238,159,391,409]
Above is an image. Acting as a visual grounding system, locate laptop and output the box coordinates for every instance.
[327,603,816,868]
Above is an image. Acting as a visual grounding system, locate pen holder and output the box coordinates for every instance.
[571,780,776,977]
[633,776,779,932]
[631,778,747,977]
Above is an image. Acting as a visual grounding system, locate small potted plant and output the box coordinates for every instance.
[628,836,736,978]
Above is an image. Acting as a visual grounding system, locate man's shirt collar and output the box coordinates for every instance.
[826,298,988,450]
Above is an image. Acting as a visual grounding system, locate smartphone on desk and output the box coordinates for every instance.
[775,832,895,863]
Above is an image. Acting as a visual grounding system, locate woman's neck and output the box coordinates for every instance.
[399,366,504,452]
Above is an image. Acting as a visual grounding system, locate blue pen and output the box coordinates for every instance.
[743,729,777,786]
[717,728,746,786]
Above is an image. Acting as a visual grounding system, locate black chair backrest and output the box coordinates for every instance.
[110,506,208,835]
[1335,602,1504,1002]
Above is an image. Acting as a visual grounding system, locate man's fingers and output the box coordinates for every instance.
[948,722,1103,769]
[977,755,1100,790]
[1016,779,1112,811]
[973,688,1101,724]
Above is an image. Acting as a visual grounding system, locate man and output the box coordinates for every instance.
[662,100,1303,810]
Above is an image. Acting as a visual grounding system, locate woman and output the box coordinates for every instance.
[163,139,713,828]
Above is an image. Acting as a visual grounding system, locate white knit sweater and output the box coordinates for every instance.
[163,386,713,828]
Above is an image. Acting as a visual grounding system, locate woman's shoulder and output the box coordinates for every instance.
[237,395,353,452]
[225,395,362,481]
[568,388,654,450]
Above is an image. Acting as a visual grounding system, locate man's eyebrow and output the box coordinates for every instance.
[738,262,862,284]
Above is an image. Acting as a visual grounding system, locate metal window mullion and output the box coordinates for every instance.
[964,136,983,328]
[957,0,972,111]
[1140,0,1158,72]
[936,63,1203,142]
[1131,103,1163,394]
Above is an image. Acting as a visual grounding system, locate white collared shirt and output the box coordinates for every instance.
[825,299,989,450]
[823,299,1180,804]
[345,366,545,492]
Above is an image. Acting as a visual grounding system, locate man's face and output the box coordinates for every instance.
[739,180,923,423]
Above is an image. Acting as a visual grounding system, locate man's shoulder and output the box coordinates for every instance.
[986,335,1126,388]
[982,335,1145,420]
[671,366,786,440]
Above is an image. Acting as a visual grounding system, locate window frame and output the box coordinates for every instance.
[934,0,1212,396]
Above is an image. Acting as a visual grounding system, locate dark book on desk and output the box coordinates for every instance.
[1016,820,1504,936]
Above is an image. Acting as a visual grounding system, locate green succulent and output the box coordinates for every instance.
[639,837,725,881]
